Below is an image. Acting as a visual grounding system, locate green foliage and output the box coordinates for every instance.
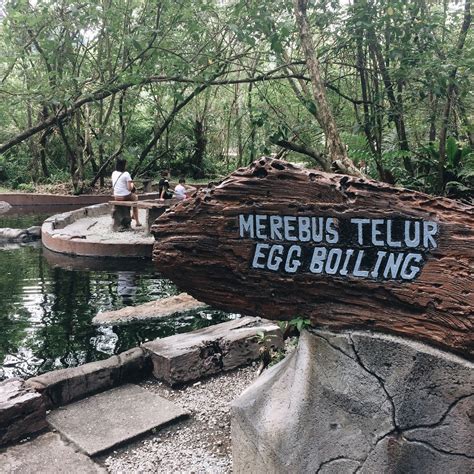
[0,149,32,187]
[445,146,474,199]
[278,316,311,336]
[267,337,298,368]
[341,133,373,166]
[0,0,471,198]
[16,183,35,192]
[398,139,474,198]
[288,317,311,333]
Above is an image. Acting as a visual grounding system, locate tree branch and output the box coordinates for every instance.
[0,70,310,155]
[272,139,330,172]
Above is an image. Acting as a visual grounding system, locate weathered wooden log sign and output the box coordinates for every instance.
[152,158,473,357]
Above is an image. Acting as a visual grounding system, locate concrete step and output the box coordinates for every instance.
[47,384,188,456]
[0,432,105,473]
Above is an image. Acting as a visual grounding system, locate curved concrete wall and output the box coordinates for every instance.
[41,203,153,258]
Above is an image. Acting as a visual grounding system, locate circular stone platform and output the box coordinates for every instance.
[41,203,154,258]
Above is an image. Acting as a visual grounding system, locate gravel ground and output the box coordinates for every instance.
[100,365,259,473]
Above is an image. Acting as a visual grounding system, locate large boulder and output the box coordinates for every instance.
[231,329,474,473]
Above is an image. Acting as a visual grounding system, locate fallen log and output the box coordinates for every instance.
[93,292,207,325]
[151,158,473,358]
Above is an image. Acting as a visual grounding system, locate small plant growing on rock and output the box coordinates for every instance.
[251,318,310,376]
[279,316,311,339]
[248,331,281,376]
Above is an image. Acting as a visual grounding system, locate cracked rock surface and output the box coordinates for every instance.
[231,329,474,473]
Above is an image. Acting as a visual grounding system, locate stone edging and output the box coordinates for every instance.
[0,317,282,447]
[0,192,162,207]
[26,348,151,410]
[0,347,151,447]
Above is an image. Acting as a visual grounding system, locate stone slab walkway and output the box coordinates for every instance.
[143,316,283,386]
[47,384,188,456]
[0,432,104,473]
[93,292,207,325]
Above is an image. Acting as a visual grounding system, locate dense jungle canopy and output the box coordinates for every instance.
[0,0,472,197]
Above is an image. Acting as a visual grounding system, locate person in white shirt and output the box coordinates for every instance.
[111,158,141,227]
[174,177,187,200]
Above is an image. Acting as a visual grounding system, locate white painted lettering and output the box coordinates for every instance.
[255,214,267,239]
[267,245,284,271]
[371,219,385,246]
[383,253,404,279]
[351,218,370,245]
[339,249,354,276]
[371,251,387,278]
[241,214,436,281]
[311,217,324,242]
[269,215,283,240]
[386,220,401,247]
[400,253,423,280]
[353,250,369,277]
[405,221,420,248]
[283,216,298,241]
[325,248,343,275]
[285,245,302,273]
[326,218,339,244]
[252,243,268,269]
[298,217,311,242]
[239,214,254,238]
[309,247,327,273]
[423,221,438,249]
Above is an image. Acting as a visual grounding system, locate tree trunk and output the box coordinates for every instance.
[247,81,256,165]
[438,0,471,191]
[353,12,387,181]
[367,32,413,174]
[57,119,79,193]
[272,139,329,171]
[191,119,206,179]
[38,106,50,178]
[429,91,438,143]
[293,0,362,177]
[133,81,215,176]
[151,158,473,358]
[37,132,50,178]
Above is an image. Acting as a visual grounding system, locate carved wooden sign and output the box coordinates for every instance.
[238,214,437,281]
[152,158,473,357]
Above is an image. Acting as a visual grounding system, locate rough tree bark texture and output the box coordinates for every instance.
[152,158,473,358]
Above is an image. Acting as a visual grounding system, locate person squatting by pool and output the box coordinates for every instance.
[158,171,173,200]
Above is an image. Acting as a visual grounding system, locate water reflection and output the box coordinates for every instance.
[0,238,230,380]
